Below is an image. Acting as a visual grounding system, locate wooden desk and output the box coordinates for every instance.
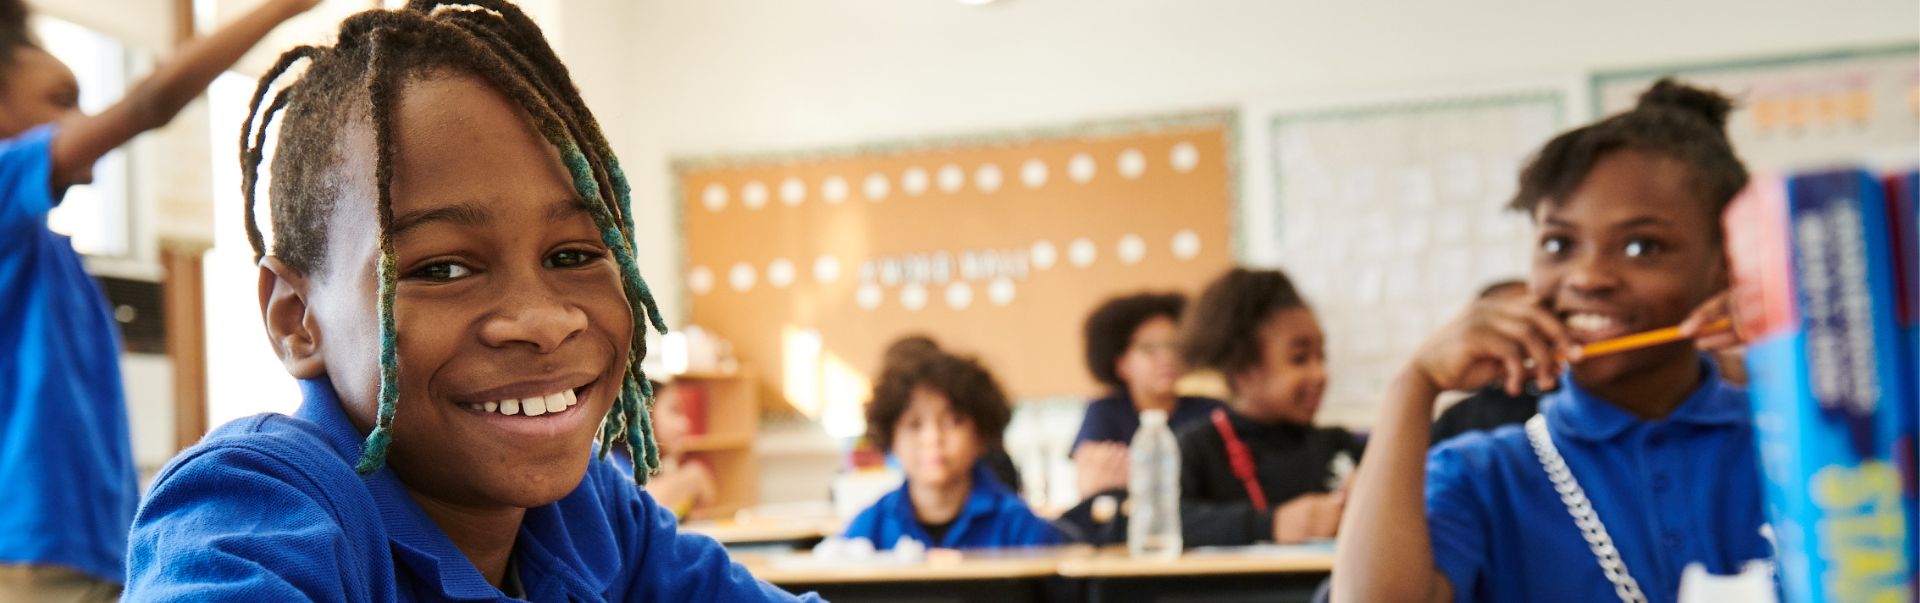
[1057,545,1333,603]
[738,546,1089,603]
[681,517,836,549]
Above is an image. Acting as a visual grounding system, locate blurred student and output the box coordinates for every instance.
[1428,280,1545,447]
[877,334,1023,490]
[1176,268,1362,546]
[638,380,718,519]
[0,0,316,600]
[843,347,1063,550]
[1071,292,1226,498]
[1334,79,1767,602]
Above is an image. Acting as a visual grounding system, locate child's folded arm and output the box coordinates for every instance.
[125,442,365,601]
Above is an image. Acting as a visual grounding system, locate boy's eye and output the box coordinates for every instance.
[545,249,603,268]
[1623,238,1664,258]
[1540,236,1571,256]
[410,262,473,281]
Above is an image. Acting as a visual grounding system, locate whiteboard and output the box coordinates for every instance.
[1267,92,1567,427]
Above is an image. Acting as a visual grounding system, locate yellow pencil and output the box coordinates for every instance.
[1576,318,1732,360]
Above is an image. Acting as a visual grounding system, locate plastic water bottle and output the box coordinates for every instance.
[1127,409,1182,558]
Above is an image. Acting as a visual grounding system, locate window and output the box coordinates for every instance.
[34,17,134,258]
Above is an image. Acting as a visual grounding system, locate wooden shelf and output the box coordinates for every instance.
[682,432,752,452]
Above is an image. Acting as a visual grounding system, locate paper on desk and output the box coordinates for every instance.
[1187,541,1336,557]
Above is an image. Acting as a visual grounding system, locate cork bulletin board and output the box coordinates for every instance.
[674,112,1237,420]
[1594,44,1920,170]
[1268,91,1567,426]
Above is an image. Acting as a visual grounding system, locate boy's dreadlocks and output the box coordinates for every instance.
[238,0,669,484]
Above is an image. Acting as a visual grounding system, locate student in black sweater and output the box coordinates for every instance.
[1176,268,1362,547]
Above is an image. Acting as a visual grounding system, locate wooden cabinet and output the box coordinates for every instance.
[673,370,759,520]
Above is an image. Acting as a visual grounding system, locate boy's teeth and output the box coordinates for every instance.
[484,401,498,412]
[544,392,568,411]
[473,389,577,417]
[1567,313,1618,332]
[564,389,578,406]
[500,399,521,415]
[523,396,548,416]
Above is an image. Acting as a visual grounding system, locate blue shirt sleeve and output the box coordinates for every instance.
[1425,442,1489,603]
[125,444,369,602]
[623,475,821,601]
[0,125,57,233]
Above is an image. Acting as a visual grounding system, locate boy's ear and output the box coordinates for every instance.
[258,257,326,380]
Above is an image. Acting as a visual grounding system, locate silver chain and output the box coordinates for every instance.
[1524,414,1649,603]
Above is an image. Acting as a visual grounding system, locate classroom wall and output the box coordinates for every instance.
[542,0,1917,504]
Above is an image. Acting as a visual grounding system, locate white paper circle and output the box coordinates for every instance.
[937,164,965,193]
[856,284,883,310]
[1170,142,1199,173]
[821,176,849,204]
[767,259,795,288]
[902,167,929,196]
[741,181,769,209]
[865,173,891,202]
[900,283,928,311]
[701,184,727,212]
[987,277,1016,306]
[1172,229,1202,260]
[1117,148,1146,180]
[779,177,806,206]
[1068,153,1096,183]
[1030,241,1058,270]
[974,164,1003,193]
[1021,159,1048,188]
[814,255,841,284]
[687,266,714,295]
[1117,234,1146,265]
[729,262,756,291]
[945,282,973,310]
[1068,238,1097,267]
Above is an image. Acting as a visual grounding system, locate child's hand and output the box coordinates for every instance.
[1412,295,1576,396]
[1073,442,1130,497]
[1679,291,1743,352]
[1272,490,1345,544]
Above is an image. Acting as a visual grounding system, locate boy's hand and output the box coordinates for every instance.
[1272,490,1345,544]
[1073,442,1130,497]
[1411,295,1576,397]
[1679,291,1743,352]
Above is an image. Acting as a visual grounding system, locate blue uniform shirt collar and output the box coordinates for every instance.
[292,378,616,601]
[1544,354,1746,443]
[886,461,1011,547]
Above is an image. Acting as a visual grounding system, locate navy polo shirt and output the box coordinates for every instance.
[1071,393,1225,453]
[843,461,1064,550]
[0,125,136,583]
[126,378,816,602]
[1425,357,1770,603]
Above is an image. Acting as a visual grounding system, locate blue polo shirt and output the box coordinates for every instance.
[843,461,1064,550]
[1425,357,1771,603]
[126,378,816,602]
[0,124,136,583]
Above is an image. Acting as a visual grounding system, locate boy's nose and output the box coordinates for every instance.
[478,284,588,353]
[1562,252,1623,297]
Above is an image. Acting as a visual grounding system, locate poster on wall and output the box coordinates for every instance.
[1594,44,1920,171]
[1268,92,1567,427]
[675,112,1237,432]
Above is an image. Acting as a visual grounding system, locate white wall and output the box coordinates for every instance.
[558,0,1918,331]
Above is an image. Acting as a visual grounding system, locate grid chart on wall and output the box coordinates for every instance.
[1269,92,1567,427]
[1594,44,1920,172]
[675,112,1238,422]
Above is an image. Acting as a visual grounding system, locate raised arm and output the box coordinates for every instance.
[48,0,316,187]
[1333,295,1574,603]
